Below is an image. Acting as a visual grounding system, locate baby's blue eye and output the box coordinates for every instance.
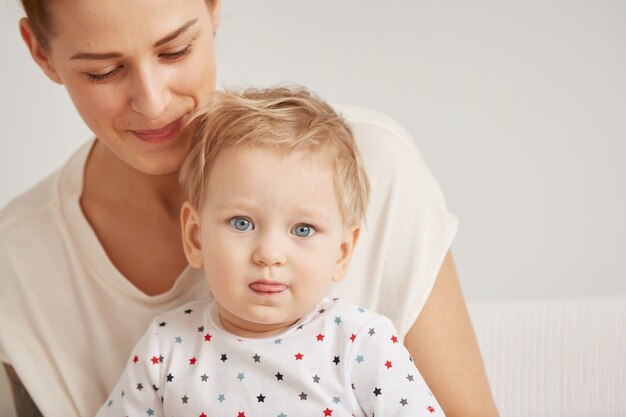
[229,217,254,232]
[292,224,315,237]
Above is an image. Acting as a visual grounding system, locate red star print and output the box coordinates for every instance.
[151,356,159,365]
[189,357,197,365]
[316,333,325,341]
[199,413,207,417]
[204,333,212,342]
[349,333,356,342]
[427,406,435,413]
[295,352,304,360]
[323,408,333,416]
[391,335,398,343]
[132,355,139,363]
[237,413,246,417]
[385,360,393,369]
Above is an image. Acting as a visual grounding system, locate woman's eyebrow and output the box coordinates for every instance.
[70,51,122,60]
[69,18,199,60]
[154,18,198,47]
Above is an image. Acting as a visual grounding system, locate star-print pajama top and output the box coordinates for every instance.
[95,297,445,417]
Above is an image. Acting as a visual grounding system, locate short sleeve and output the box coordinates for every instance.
[330,105,459,336]
[95,321,165,417]
[348,315,446,416]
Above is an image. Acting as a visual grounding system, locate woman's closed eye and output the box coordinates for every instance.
[86,66,122,83]
[159,43,194,62]
[85,43,194,83]
[229,216,254,232]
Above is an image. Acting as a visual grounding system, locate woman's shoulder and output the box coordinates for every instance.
[333,104,426,164]
[0,171,60,237]
[0,141,91,230]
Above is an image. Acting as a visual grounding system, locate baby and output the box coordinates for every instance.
[96,86,444,416]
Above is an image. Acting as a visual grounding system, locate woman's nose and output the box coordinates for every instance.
[129,67,171,120]
[252,233,287,267]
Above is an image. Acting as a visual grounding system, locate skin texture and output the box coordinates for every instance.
[181,147,359,338]
[7,0,499,415]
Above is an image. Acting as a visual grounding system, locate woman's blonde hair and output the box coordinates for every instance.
[179,86,370,226]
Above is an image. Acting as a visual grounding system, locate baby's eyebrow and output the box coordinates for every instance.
[69,19,198,60]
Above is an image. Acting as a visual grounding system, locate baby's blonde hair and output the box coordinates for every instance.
[179,86,370,226]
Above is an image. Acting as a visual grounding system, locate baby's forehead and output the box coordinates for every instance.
[218,143,336,168]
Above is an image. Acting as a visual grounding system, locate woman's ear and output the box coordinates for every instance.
[209,0,222,33]
[331,226,361,283]
[19,18,63,84]
[181,201,204,268]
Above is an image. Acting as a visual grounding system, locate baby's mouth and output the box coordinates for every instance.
[249,281,288,294]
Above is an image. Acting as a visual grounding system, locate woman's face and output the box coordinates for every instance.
[33,0,220,175]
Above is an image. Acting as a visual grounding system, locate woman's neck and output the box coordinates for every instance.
[79,139,190,295]
[82,139,186,215]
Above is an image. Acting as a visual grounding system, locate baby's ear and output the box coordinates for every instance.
[180,201,203,268]
[331,226,361,283]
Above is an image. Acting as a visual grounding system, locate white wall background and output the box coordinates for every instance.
[1,0,625,414]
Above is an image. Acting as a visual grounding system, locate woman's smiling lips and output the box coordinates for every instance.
[131,117,184,144]
[249,280,288,295]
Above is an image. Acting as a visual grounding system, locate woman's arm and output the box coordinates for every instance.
[4,363,43,417]
[404,251,499,417]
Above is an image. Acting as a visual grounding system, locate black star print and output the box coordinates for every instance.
[275,372,284,381]
[333,356,340,365]
[351,383,356,390]
[299,392,308,400]
[253,354,261,363]
[297,325,304,330]
[159,321,167,327]
[201,374,209,382]
[158,355,164,363]
[220,353,228,362]
[368,328,375,336]
[373,387,382,396]
[182,395,189,404]
[152,384,159,392]
[166,373,174,382]
[257,393,266,402]
[318,308,326,314]
[197,326,204,332]
[400,398,408,406]
[121,390,125,397]
[136,383,143,391]
[406,374,415,382]
[312,374,320,383]
[184,309,193,314]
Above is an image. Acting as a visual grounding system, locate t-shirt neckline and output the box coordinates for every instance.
[57,139,201,303]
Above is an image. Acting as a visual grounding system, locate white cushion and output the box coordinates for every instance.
[468,294,626,417]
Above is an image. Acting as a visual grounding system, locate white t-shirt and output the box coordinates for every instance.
[0,105,458,416]
[95,297,445,417]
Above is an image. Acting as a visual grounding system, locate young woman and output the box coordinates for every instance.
[0,0,498,416]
